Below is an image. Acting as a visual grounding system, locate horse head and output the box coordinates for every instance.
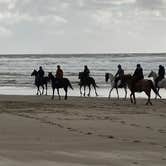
[105,73,114,82]
[148,70,157,79]
[105,73,109,82]
[48,72,54,80]
[31,69,38,76]
[78,72,84,79]
[123,74,132,81]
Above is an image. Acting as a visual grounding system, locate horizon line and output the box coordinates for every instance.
[0,52,166,55]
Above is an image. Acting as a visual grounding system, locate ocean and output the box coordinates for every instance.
[0,53,166,98]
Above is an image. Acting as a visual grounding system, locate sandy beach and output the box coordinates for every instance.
[0,95,166,166]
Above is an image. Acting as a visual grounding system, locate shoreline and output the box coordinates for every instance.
[0,86,166,99]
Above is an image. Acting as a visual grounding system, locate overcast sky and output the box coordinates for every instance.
[0,0,166,54]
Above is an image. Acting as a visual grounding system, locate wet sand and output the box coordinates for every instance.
[0,95,166,166]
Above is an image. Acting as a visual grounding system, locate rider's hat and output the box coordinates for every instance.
[118,64,121,68]
[137,64,141,67]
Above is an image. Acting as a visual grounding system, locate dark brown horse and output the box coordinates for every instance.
[31,69,49,95]
[78,72,98,97]
[123,74,161,105]
[48,72,73,100]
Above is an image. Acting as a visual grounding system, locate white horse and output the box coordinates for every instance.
[148,70,166,98]
[105,73,127,99]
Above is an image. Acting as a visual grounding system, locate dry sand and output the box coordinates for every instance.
[0,95,166,166]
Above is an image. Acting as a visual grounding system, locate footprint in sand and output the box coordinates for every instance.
[149,142,158,146]
[107,135,115,139]
[120,121,126,124]
[130,123,140,127]
[158,129,166,133]
[133,140,141,143]
[86,132,93,135]
[132,161,139,165]
[146,126,153,130]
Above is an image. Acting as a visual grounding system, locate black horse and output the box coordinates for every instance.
[48,72,73,100]
[31,69,49,95]
[78,72,98,96]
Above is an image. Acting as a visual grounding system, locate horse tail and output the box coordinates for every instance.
[91,78,99,88]
[67,79,73,89]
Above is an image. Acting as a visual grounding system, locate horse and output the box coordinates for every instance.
[148,70,166,98]
[31,69,49,95]
[48,72,73,100]
[105,73,127,99]
[123,74,161,105]
[78,72,98,97]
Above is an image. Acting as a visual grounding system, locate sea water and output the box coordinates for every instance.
[0,53,166,98]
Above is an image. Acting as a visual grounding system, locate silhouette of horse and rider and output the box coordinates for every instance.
[31,63,165,104]
[31,66,49,95]
[105,64,127,99]
[78,65,98,97]
[31,65,73,100]
[105,64,162,105]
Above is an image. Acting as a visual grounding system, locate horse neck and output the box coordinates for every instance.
[109,73,115,81]
[152,72,157,80]
[50,74,55,81]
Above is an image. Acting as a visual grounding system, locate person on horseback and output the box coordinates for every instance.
[114,64,124,88]
[133,64,144,81]
[37,66,45,82]
[131,64,144,90]
[56,65,63,84]
[155,65,165,87]
[83,65,90,78]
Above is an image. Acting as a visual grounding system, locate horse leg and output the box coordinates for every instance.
[36,86,39,95]
[124,87,127,100]
[116,88,119,100]
[80,85,82,96]
[145,90,152,105]
[57,89,61,100]
[88,85,91,96]
[45,83,47,95]
[52,88,54,99]
[83,86,86,97]
[130,93,133,103]
[133,92,136,104]
[37,86,41,95]
[108,87,113,99]
[93,84,98,96]
[42,85,44,95]
[155,88,161,99]
[64,87,68,100]
[157,88,161,99]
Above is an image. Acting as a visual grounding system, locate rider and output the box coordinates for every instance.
[56,65,63,80]
[114,64,124,88]
[133,64,144,81]
[155,65,165,87]
[83,65,90,78]
[37,66,45,82]
[131,64,144,90]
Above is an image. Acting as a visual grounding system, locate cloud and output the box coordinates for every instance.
[0,26,12,37]
[0,0,166,53]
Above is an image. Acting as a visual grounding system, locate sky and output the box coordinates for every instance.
[0,0,166,54]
